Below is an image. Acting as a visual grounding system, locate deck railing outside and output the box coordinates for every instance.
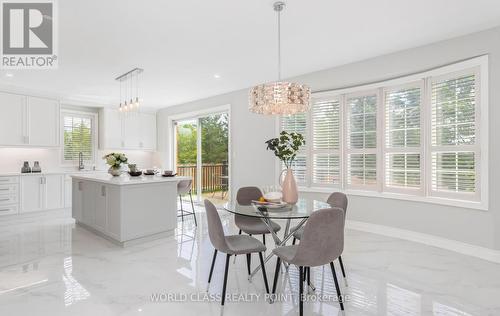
[176,163,228,194]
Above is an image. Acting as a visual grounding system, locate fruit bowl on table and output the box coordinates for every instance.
[251,200,288,209]
[128,171,143,177]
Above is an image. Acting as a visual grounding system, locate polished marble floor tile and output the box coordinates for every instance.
[0,207,499,316]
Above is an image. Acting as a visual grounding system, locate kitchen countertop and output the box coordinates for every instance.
[70,173,190,186]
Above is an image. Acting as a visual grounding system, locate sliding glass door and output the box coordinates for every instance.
[174,111,229,205]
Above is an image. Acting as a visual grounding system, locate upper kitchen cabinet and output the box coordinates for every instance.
[0,92,59,147]
[99,108,123,149]
[0,92,26,145]
[99,108,156,151]
[27,97,60,147]
[139,112,157,150]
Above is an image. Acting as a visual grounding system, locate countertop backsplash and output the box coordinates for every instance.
[0,148,157,174]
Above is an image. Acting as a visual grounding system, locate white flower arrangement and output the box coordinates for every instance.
[103,152,128,169]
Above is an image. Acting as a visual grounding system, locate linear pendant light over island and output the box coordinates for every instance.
[248,2,311,115]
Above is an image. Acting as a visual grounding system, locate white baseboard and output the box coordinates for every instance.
[346,220,500,264]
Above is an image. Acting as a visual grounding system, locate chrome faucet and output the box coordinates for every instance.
[78,152,85,170]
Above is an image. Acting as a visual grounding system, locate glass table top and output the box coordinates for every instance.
[223,198,331,219]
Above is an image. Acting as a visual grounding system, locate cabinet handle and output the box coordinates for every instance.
[0,209,11,212]
[0,198,10,201]
[0,188,9,191]
[101,186,106,197]
[0,179,9,182]
[78,182,83,191]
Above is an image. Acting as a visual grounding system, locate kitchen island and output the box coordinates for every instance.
[71,173,190,246]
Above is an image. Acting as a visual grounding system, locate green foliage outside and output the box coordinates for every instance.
[176,113,229,165]
[64,122,92,161]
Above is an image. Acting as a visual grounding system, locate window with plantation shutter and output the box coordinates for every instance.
[62,112,96,164]
[276,57,487,209]
[430,70,479,199]
[280,113,307,184]
[346,93,378,189]
[384,83,423,192]
[312,98,341,186]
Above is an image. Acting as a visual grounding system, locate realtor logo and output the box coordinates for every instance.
[1,0,58,69]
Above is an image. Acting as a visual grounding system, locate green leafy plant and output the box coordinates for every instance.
[103,152,128,169]
[265,131,305,168]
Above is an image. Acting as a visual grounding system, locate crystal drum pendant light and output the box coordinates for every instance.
[249,2,311,115]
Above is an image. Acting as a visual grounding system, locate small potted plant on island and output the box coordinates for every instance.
[103,152,128,176]
[265,131,305,204]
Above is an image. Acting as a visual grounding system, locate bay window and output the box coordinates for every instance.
[278,57,488,209]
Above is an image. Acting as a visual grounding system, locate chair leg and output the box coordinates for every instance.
[292,237,296,245]
[208,249,218,285]
[262,234,266,245]
[330,262,344,311]
[238,229,242,235]
[246,253,251,275]
[179,195,184,222]
[299,266,304,316]
[306,267,311,287]
[272,257,281,295]
[221,254,231,306]
[338,256,348,286]
[189,191,197,226]
[258,252,270,294]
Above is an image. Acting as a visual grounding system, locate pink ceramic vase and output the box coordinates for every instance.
[281,168,298,204]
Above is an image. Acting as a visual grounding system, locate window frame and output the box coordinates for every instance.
[310,95,342,188]
[382,80,425,195]
[60,109,98,166]
[277,56,488,210]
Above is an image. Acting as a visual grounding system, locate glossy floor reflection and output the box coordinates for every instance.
[0,208,499,316]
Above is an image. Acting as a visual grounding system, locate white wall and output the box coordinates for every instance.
[157,26,500,251]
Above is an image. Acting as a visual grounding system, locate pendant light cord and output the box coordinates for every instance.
[277,6,281,81]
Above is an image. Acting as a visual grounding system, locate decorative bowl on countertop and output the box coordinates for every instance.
[128,171,143,177]
[161,173,177,177]
[143,172,155,176]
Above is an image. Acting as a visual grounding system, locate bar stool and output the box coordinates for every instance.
[177,179,197,226]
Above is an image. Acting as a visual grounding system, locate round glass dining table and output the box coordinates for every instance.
[223,197,330,279]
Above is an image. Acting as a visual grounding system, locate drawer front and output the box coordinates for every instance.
[0,205,18,216]
[0,184,18,196]
[0,195,17,206]
[0,176,19,184]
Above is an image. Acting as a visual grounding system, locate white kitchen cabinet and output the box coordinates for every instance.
[99,108,123,149]
[64,178,72,208]
[94,184,107,232]
[0,92,26,145]
[99,108,156,151]
[140,113,157,150]
[20,175,64,213]
[0,92,59,147]
[20,176,44,213]
[122,115,141,149]
[44,175,64,210]
[72,179,83,222]
[27,97,59,147]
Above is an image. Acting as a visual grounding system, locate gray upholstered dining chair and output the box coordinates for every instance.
[292,192,348,284]
[235,187,281,246]
[205,199,270,305]
[272,207,345,315]
[177,179,197,226]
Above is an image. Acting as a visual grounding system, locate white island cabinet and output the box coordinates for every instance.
[71,174,188,246]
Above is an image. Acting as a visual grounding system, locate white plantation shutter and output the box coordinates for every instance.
[384,83,423,191]
[430,70,479,199]
[280,113,307,184]
[63,113,95,163]
[312,98,341,186]
[346,93,378,189]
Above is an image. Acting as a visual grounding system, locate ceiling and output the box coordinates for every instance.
[1,0,500,109]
